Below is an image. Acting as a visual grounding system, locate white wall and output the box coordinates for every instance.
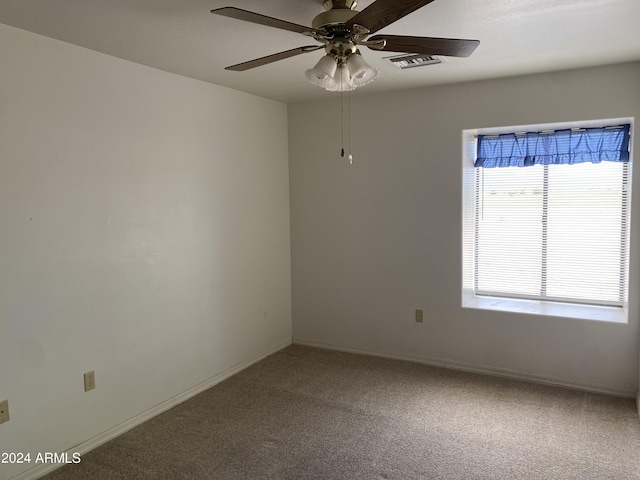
[289,62,640,397]
[0,24,291,479]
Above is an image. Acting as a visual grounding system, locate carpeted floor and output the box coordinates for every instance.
[43,345,640,479]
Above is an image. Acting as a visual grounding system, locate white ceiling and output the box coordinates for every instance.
[1,0,639,103]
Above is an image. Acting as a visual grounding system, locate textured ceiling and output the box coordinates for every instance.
[0,0,639,103]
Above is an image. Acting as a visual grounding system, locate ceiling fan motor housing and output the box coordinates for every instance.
[315,0,361,63]
[312,8,358,30]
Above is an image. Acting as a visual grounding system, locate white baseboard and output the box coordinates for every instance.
[293,338,636,399]
[12,338,292,480]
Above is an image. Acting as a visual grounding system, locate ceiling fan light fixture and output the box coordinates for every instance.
[325,65,356,92]
[305,54,337,88]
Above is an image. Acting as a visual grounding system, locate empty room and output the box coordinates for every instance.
[1,0,639,479]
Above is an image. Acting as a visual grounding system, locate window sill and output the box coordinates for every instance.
[462,293,627,323]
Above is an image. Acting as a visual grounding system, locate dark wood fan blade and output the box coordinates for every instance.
[225,46,323,71]
[346,0,436,35]
[368,35,480,57]
[211,7,317,35]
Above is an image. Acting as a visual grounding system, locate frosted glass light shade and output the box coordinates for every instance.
[305,55,337,89]
[325,66,356,92]
[346,54,369,77]
[347,54,380,87]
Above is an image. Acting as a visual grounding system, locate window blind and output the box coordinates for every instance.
[473,125,631,307]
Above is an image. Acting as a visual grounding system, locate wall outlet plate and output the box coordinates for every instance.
[415,309,424,323]
[0,399,9,424]
[84,371,96,392]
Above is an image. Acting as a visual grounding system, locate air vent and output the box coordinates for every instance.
[386,54,443,69]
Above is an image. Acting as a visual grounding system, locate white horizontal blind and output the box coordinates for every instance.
[474,161,629,306]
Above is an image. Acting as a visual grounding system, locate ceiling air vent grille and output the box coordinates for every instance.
[386,54,443,69]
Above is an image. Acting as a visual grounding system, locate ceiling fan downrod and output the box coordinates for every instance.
[323,0,358,11]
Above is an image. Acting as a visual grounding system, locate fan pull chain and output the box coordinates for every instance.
[347,89,353,164]
[337,67,353,164]
[340,85,345,158]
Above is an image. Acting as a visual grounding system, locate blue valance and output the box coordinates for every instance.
[475,124,630,168]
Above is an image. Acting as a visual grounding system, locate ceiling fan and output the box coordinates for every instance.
[211,0,480,92]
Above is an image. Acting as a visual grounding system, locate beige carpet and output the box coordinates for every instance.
[43,345,640,479]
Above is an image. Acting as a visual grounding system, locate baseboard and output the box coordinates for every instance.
[12,338,292,480]
[293,338,636,399]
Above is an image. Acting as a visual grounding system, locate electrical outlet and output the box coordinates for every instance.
[0,399,9,424]
[415,309,424,323]
[84,371,96,392]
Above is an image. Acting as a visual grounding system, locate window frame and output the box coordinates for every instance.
[462,118,634,323]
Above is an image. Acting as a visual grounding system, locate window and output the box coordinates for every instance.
[462,120,632,322]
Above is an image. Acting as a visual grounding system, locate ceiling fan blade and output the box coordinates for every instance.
[225,46,323,71]
[346,0,436,35]
[368,35,480,57]
[211,7,317,35]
